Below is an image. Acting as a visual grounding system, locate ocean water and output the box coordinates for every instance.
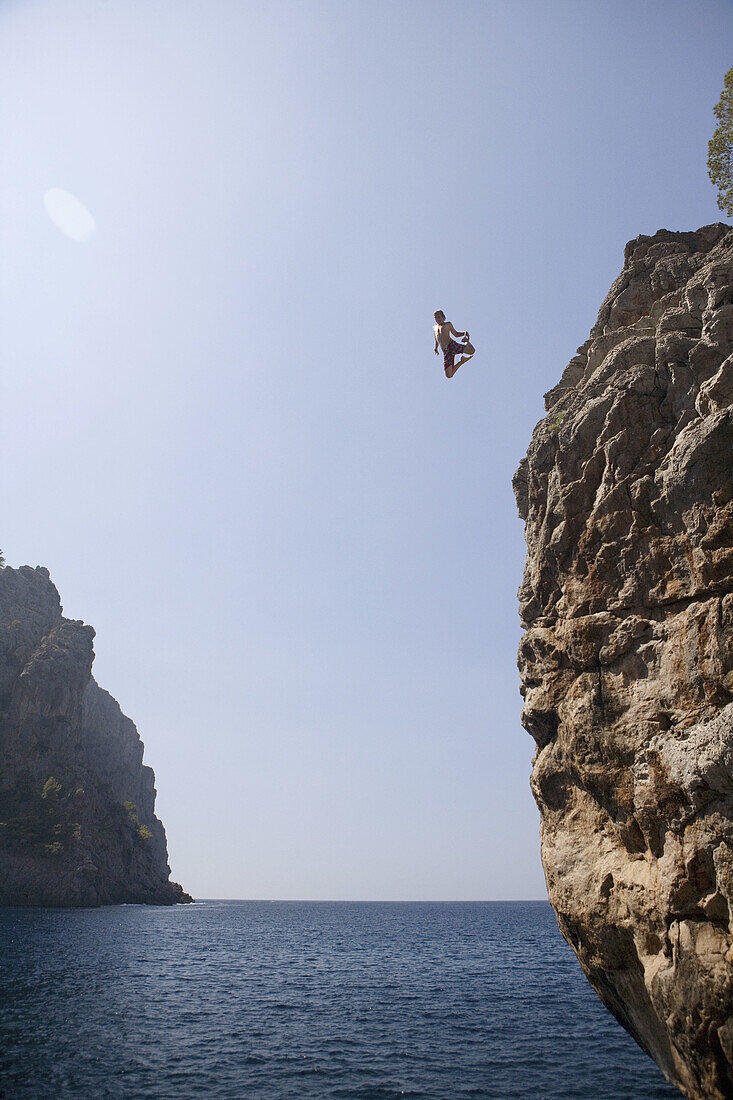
[0,901,679,1099]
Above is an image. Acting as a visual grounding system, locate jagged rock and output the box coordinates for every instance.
[514,224,733,1100]
[0,565,191,906]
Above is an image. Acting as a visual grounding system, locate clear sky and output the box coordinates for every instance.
[1,0,731,899]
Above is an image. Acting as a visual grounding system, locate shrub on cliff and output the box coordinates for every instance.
[709,66,733,216]
[0,778,80,854]
[123,802,152,841]
[41,777,62,800]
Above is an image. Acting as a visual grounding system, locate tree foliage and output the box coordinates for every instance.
[709,67,733,217]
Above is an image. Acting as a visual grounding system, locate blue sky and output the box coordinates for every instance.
[1,0,731,898]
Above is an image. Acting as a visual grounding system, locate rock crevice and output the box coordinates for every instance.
[515,224,733,1100]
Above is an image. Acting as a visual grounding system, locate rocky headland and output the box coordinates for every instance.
[514,223,733,1099]
[0,564,191,906]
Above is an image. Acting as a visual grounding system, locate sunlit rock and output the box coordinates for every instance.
[515,223,733,1100]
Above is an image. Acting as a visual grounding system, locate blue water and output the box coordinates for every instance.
[0,901,678,1099]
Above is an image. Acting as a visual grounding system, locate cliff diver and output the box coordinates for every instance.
[433,310,475,378]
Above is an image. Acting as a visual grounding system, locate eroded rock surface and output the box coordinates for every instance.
[0,565,191,906]
[514,224,733,1099]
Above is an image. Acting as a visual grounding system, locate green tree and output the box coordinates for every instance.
[709,67,733,217]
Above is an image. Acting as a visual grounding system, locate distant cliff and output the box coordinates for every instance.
[514,224,733,1099]
[0,565,191,906]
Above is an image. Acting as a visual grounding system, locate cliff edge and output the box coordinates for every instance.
[0,565,191,906]
[514,223,733,1099]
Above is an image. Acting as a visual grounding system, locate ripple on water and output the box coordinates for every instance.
[0,901,679,1099]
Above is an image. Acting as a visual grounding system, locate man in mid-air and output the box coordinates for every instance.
[433,310,475,378]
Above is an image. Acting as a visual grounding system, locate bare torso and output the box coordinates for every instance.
[434,321,459,350]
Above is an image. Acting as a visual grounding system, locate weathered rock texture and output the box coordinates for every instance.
[0,565,191,906]
[514,223,733,1100]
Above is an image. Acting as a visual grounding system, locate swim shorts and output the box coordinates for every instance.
[443,339,466,375]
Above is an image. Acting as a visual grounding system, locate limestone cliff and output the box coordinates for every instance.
[514,223,733,1100]
[0,565,191,906]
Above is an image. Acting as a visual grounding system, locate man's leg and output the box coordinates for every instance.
[453,339,475,370]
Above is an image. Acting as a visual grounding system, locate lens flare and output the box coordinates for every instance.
[43,188,96,242]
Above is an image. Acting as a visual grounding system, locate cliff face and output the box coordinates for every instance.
[514,224,733,1100]
[0,565,191,906]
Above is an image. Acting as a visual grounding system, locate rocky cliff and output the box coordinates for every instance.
[514,223,733,1100]
[0,565,191,906]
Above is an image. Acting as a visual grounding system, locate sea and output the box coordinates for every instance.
[0,901,679,1099]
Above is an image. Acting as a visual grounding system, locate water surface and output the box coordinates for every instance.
[0,901,679,1098]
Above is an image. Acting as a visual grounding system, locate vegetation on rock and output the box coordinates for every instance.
[0,777,82,855]
[708,66,733,216]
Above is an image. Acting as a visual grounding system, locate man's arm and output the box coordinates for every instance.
[448,323,466,338]
[433,326,439,354]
